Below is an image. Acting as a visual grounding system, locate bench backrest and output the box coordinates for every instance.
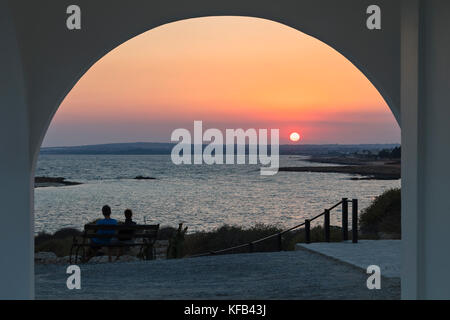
[83,224,159,240]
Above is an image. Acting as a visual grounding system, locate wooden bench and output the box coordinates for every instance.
[70,224,159,263]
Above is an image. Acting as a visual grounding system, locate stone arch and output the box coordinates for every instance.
[3,0,407,299]
[7,1,401,163]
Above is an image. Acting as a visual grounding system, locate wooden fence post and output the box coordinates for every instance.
[324,209,330,242]
[352,199,358,243]
[342,198,348,241]
[305,220,310,244]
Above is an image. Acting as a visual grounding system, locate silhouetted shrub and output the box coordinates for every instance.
[35,232,53,246]
[359,188,401,238]
[35,228,82,256]
[35,236,79,257]
[52,227,82,239]
[35,228,81,246]
[184,224,283,256]
[157,226,177,240]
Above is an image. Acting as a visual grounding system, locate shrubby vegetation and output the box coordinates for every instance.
[353,146,401,160]
[184,224,350,256]
[35,228,82,257]
[359,188,401,238]
[378,147,401,159]
[184,224,283,255]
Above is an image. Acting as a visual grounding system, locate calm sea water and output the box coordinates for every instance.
[34,155,400,234]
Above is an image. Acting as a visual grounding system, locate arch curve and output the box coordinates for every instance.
[8,0,401,164]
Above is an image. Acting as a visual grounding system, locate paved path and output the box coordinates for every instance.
[296,240,401,278]
[35,250,399,300]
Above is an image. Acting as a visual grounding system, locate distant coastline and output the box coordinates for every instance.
[39,142,400,156]
[280,156,401,180]
[37,142,401,181]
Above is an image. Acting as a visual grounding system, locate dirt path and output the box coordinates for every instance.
[35,250,399,300]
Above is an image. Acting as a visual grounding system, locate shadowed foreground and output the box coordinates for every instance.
[35,250,399,300]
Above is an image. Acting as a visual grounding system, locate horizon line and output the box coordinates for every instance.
[41,141,401,149]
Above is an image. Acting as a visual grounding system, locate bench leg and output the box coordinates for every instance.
[138,245,144,260]
[69,246,72,264]
[81,246,87,263]
[69,245,74,264]
[143,245,154,260]
[75,245,83,264]
[75,246,79,264]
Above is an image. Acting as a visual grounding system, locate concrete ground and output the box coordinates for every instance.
[35,250,399,300]
[296,240,401,278]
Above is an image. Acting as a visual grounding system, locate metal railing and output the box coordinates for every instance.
[190,198,358,258]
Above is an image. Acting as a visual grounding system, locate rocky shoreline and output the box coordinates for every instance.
[35,176,157,188]
[280,157,401,180]
[35,176,82,188]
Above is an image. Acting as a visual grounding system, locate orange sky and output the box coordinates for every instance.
[43,16,400,146]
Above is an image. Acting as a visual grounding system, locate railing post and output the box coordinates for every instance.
[324,209,330,242]
[277,233,283,251]
[352,199,358,243]
[249,242,254,253]
[305,220,310,244]
[342,198,348,241]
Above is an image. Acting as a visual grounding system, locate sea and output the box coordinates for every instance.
[34,155,400,234]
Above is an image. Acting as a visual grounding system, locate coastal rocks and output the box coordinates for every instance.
[118,255,140,262]
[35,252,143,264]
[88,255,140,263]
[35,242,169,264]
[35,252,72,264]
[35,252,58,264]
[35,176,82,188]
[56,256,71,264]
[88,256,110,263]
[134,175,156,180]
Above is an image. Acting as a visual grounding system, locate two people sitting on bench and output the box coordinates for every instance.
[87,205,137,262]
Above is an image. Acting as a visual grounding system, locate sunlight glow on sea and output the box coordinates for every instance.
[34,155,400,234]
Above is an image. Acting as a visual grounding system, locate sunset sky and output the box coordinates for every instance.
[43,16,400,147]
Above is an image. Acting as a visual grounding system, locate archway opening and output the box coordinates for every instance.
[34,16,400,299]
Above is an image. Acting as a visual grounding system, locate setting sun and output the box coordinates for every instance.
[290,132,301,142]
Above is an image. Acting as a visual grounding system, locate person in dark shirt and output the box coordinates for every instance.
[116,209,137,260]
[118,209,137,241]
